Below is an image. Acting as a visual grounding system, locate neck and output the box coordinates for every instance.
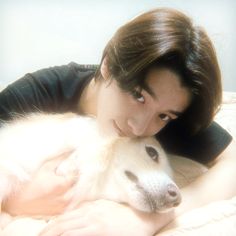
[78,77,100,116]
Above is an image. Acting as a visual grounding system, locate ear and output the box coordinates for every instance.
[100,57,110,79]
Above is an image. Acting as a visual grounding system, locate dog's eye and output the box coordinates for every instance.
[145,146,159,162]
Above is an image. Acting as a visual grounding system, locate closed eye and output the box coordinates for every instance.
[145,146,159,162]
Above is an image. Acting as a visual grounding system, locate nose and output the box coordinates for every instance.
[128,114,159,136]
[165,183,182,207]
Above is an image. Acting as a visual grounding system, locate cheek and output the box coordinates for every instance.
[96,97,115,134]
[97,86,135,118]
[97,93,121,118]
[145,123,165,137]
[95,89,128,133]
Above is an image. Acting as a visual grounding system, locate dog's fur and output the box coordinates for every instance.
[0,113,181,233]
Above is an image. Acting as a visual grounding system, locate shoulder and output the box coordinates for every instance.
[157,121,233,164]
[0,62,98,118]
[25,62,98,83]
[68,62,99,72]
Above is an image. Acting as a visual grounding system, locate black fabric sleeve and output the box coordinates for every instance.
[0,63,94,121]
[156,120,233,164]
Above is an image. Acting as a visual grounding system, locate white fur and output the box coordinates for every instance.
[0,113,181,234]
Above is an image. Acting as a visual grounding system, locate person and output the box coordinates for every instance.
[0,7,235,236]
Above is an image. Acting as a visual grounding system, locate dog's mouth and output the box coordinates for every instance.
[135,183,181,213]
[136,184,160,213]
[124,170,181,213]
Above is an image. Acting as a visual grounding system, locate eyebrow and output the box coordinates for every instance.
[142,83,157,99]
[142,83,184,117]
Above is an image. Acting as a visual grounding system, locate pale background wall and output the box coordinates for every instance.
[1,0,235,91]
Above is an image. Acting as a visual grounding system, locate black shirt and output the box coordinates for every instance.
[0,62,232,164]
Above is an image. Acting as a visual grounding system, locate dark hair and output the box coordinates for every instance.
[95,8,222,135]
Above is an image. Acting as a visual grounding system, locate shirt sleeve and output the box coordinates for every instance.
[156,120,233,164]
[0,63,89,121]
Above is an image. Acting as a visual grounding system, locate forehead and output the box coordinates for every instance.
[143,68,191,111]
[144,68,184,94]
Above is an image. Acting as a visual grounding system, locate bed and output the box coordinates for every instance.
[0,86,236,235]
[156,91,236,236]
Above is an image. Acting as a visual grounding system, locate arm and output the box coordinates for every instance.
[37,140,236,236]
[3,143,234,235]
[38,200,174,236]
[180,139,236,209]
[2,151,77,217]
[161,139,236,231]
[4,143,234,236]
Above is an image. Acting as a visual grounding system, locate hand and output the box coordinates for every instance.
[39,199,174,236]
[2,151,78,217]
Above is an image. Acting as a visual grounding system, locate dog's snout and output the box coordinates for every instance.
[166,183,181,207]
[167,184,178,197]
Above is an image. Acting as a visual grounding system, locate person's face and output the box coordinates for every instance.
[96,68,191,137]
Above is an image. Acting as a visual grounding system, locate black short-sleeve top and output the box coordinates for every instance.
[0,62,232,164]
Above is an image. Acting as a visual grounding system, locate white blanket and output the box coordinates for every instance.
[1,89,236,236]
[156,91,236,236]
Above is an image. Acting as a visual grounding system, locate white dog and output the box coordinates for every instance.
[0,113,181,234]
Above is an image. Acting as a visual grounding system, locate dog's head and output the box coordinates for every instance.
[70,117,181,213]
[93,136,181,213]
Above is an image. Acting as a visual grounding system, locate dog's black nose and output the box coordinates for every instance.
[166,183,181,207]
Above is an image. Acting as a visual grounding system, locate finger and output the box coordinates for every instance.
[61,227,99,236]
[55,153,80,179]
[43,175,77,196]
[42,149,75,171]
[39,151,79,193]
[50,206,88,223]
[39,217,88,236]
